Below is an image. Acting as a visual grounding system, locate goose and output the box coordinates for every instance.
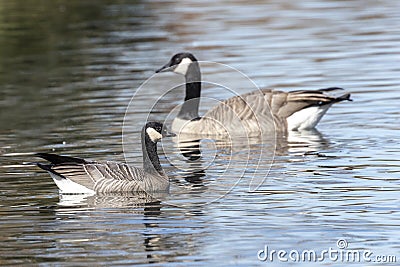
[156,52,352,136]
[36,122,175,194]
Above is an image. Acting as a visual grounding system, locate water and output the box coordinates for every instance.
[1,0,399,265]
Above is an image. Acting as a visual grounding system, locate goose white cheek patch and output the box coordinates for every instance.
[146,127,163,142]
[173,57,193,75]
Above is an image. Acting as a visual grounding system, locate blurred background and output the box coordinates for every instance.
[0,0,399,266]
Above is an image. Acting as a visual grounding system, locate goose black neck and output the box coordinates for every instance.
[178,62,201,120]
[141,131,163,175]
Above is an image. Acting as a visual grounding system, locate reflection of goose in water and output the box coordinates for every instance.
[156,52,351,136]
[57,192,166,210]
[165,140,207,190]
[174,165,207,190]
[284,129,329,155]
[171,128,329,162]
[54,193,169,264]
[174,137,202,161]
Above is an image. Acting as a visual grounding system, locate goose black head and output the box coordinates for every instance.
[156,52,198,75]
[144,122,176,143]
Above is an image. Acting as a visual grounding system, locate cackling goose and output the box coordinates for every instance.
[36,122,175,194]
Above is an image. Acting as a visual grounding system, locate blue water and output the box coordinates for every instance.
[0,0,399,265]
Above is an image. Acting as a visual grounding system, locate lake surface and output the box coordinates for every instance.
[1,0,399,266]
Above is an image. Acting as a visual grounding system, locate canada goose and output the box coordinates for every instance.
[36,122,175,194]
[156,52,351,136]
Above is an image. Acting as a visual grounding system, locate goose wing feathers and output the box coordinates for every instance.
[203,87,350,132]
[50,163,96,190]
[51,161,145,180]
[278,88,351,118]
[203,89,277,133]
[44,160,150,192]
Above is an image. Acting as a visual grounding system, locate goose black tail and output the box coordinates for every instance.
[35,153,87,165]
[319,87,352,102]
[36,162,53,171]
[336,93,352,102]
